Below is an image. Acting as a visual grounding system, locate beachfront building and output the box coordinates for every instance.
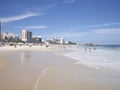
[32,36,42,43]
[60,37,65,44]
[21,29,32,43]
[44,37,70,45]
[1,32,19,42]
[51,37,60,44]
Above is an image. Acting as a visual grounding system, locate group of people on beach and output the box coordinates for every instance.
[85,47,96,52]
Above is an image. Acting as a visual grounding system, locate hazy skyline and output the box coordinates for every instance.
[0,0,120,44]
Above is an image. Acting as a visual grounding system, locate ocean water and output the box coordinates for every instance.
[58,45,120,70]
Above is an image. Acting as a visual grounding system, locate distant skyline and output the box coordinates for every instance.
[0,0,120,44]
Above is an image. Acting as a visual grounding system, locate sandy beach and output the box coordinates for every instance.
[0,45,120,90]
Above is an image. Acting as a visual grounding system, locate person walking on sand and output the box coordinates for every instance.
[63,46,66,49]
[14,44,17,48]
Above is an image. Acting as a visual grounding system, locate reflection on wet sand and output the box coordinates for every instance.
[20,51,31,66]
[0,51,44,90]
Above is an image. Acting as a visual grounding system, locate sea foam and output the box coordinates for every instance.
[58,45,120,70]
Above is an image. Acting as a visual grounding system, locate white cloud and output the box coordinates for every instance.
[69,23,120,30]
[80,28,120,36]
[50,28,120,38]
[0,12,45,23]
[65,0,75,4]
[24,25,48,29]
[93,28,120,35]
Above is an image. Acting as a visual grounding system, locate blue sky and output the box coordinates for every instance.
[0,0,120,44]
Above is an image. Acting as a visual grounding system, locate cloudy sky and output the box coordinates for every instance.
[0,0,120,44]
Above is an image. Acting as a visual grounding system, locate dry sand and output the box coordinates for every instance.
[0,46,120,90]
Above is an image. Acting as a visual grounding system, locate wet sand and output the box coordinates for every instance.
[0,49,120,90]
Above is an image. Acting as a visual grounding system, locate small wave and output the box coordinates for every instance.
[75,61,101,70]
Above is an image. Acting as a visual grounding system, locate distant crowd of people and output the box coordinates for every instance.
[85,47,96,52]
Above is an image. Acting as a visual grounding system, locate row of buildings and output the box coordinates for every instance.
[21,29,68,44]
[0,29,69,44]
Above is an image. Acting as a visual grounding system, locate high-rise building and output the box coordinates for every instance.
[21,29,32,43]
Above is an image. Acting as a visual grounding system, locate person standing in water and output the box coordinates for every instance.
[85,47,87,52]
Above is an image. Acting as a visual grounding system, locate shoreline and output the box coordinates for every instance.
[0,45,66,52]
